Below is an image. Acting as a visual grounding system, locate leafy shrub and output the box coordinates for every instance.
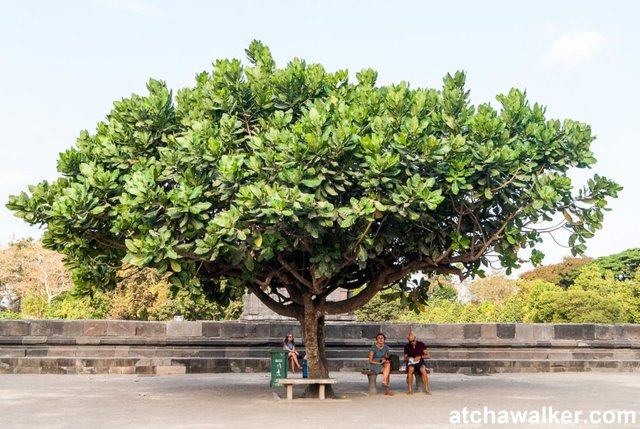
[551,289,626,323]
[20,292,48,318]
[0,311,22,319]
[355,289,408,322]
[46,290,111,319]
[401,299,463,323]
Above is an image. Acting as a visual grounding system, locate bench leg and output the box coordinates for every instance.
[286,385,293,400]
[367,374,377,395]
[319,384,325,400]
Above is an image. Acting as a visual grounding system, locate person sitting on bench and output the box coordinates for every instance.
[403,332,431,395]
[283,334,302,372]
[368,332,392,395]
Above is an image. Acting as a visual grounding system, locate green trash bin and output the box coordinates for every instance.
[270,350,288,387]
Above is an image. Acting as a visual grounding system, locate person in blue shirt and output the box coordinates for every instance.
[368,332,392,395]
[283,334,302,372]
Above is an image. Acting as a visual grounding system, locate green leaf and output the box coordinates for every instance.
[169,276,182,288]
[301,178,322,188]
[339,216,356,228]
[338,207,352,218]
[190,202,212,214]
[79,164,95,179]
[236,230,247,241]
[357,245,368,262]
[484,187,492,200]
[125,239,138,253]
[324,184,338,196]
[530,249,545,265]
[374,200,387,211]
[262,247,274,260]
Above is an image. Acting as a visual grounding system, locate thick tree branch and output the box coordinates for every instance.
[283,282,305,306]
[116,266,144,282]
[272,270,305,306]
[83,231,205,262]
[246,282,301,319]
[322,263,393,315]
[469,209,522,259]
[83,231,127,252]
[323,257,467,315]
[277,254,312,288]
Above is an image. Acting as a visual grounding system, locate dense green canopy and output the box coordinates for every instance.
[8,41,621,379]
[594,248,640,280]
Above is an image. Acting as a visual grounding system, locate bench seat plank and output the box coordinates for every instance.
[360,369,430,375]
[361,369,430,395]
[275,378,337,385]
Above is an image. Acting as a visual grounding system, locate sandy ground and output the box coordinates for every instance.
[0,372,639,429]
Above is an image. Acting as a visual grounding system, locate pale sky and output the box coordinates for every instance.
[1,1,638,273]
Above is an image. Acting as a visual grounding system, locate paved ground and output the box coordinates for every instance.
[0,372,639,429]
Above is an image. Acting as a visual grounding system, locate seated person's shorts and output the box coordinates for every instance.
[407,359,425,371]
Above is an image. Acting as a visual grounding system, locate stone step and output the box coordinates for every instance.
[3,355,640,375]
[4,336,640,350]
[4,345,640,361]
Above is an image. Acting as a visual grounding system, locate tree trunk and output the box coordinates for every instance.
[300,303,335,398]
[36,257,54,305]
[247,282,341,398]
[317,315,331,372]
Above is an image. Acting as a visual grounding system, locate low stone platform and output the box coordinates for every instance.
[1,320,639,374]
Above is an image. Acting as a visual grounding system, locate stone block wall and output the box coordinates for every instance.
[1,320,639,374]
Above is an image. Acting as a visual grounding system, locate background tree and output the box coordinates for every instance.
[428,279,459,302]
[7,41,621,385]
[522,280,567,322]
[593,248,640,280]
[0,239,72,308]
[106,267,173,320]
[107,267,243,321]
[354,287,406,322]
[520,256,592,288]
[468,274,517,305]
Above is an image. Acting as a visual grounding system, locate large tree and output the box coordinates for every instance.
[7,41,621,384]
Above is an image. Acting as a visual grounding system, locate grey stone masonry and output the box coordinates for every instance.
[241,290,354,321]
[1,321,639,374]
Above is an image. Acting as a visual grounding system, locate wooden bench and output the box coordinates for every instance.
[361,369,431,395]
[275,378,338,400]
